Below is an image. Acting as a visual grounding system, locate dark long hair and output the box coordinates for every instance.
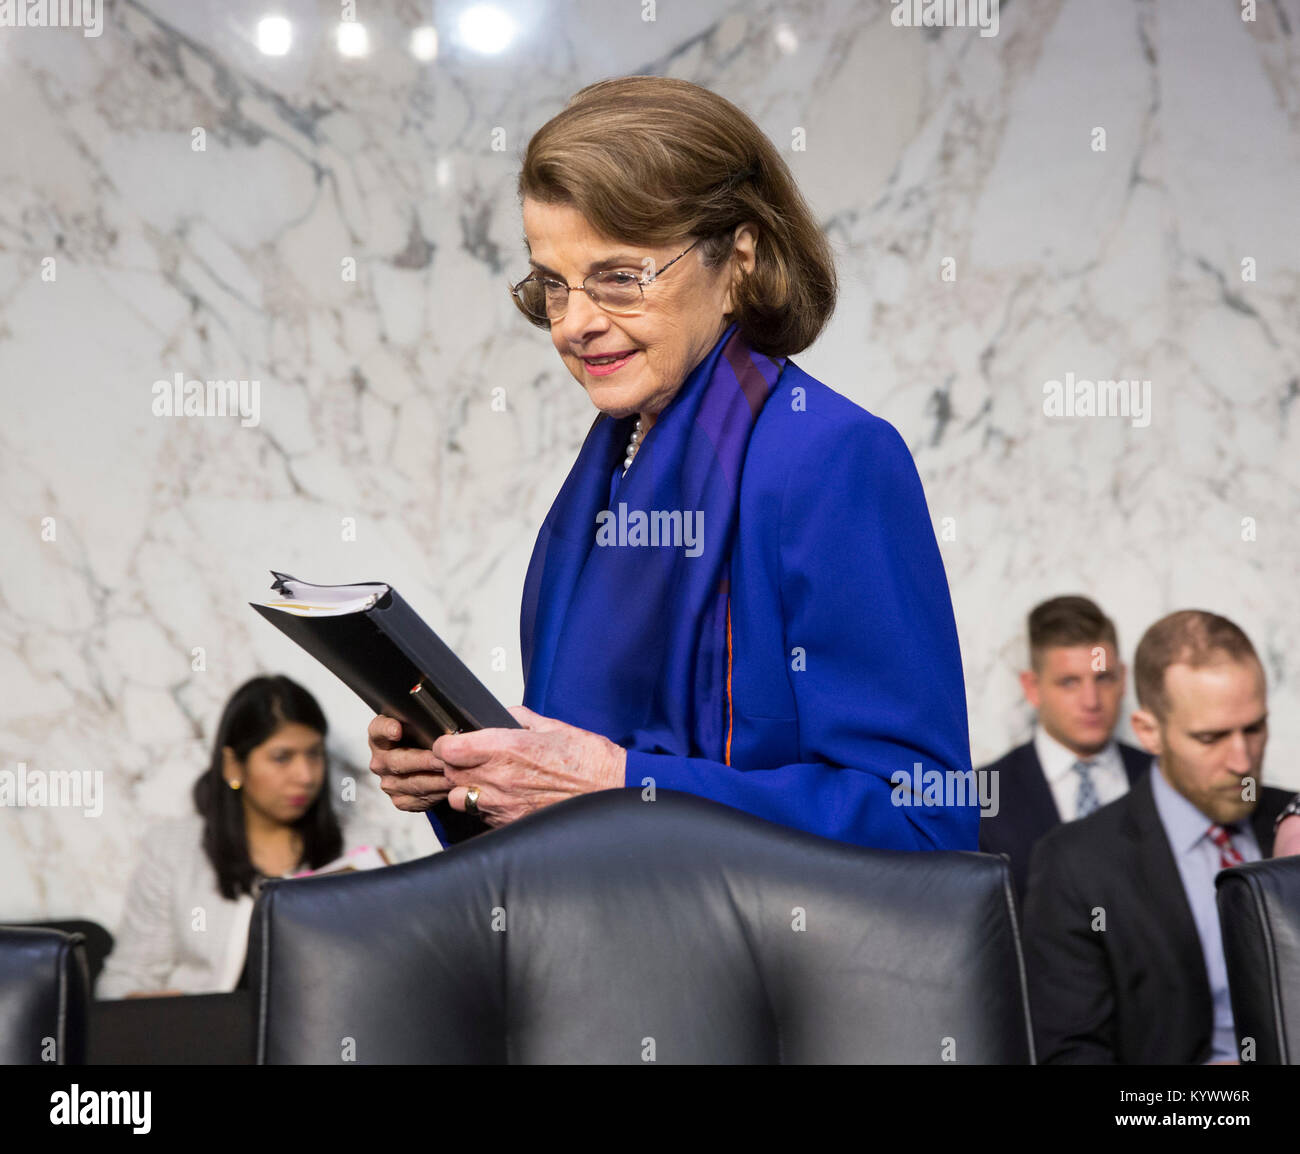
[193,675,344,899]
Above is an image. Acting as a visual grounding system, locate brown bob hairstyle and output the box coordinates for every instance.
[516,76,837,358]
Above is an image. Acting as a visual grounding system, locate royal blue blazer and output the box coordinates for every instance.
[429,360,977,853]
[616,360,978,852]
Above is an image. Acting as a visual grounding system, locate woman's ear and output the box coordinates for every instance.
[722,224,758,316]
[733,222,759,275]
[221,746,241,786]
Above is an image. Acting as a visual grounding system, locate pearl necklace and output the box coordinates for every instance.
[622,416,643,474]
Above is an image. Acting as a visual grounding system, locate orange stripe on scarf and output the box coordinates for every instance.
[725,595,734,766]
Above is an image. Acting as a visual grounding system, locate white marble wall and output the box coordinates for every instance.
[1,0,1297,925]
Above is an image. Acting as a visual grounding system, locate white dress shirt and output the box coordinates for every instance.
[97,814,375,999]
[1034,726,1131,821]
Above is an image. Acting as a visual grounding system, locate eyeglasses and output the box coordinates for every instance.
[509,237,704,327]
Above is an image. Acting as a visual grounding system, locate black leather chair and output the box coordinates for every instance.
[0,926,90,1064]
[252,789,1034,1063]
[1217,855,1300,1064]
[9,920,113,995]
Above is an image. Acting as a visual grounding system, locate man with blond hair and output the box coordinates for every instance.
[1023,610,1293,1064]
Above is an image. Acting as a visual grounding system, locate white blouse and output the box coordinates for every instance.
[97,814,376,999]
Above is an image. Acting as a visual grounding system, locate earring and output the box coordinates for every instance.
[228,779,242,791]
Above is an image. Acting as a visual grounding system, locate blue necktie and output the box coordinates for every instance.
[1072,758,1101,819]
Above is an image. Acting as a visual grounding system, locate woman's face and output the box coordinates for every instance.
[521,197,753,422]
[224,722,326,827]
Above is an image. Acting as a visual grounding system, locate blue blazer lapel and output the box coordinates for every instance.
[520,412,628,713]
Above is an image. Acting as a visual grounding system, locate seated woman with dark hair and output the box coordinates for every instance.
[99,675,385,999]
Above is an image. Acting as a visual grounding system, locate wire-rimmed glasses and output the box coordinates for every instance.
[509,237,704,327]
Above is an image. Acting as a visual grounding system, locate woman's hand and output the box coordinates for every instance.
[435,705,626,827]
[367,715,453,812]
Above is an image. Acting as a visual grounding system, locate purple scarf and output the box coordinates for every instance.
[520,322,787,762]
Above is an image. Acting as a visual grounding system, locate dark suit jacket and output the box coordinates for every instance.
[979,739,1151,906]
[1022,771,1292,1064]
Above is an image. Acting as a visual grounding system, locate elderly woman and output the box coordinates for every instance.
[368,76,976,851]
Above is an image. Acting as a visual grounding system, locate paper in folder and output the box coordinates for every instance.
[250,571,519,844]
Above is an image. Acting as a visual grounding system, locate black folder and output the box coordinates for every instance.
[250,571,519,844]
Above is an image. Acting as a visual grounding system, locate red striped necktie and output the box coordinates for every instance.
[1206,823,1244,870]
